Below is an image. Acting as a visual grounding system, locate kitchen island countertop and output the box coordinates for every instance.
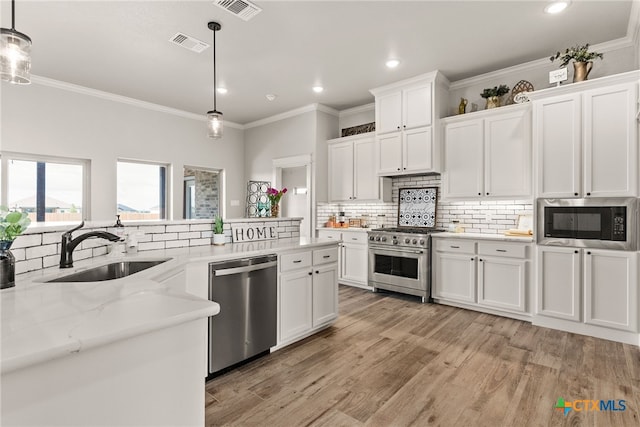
[1,237,337,374]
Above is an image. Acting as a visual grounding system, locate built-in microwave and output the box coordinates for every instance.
[537,198,638,251]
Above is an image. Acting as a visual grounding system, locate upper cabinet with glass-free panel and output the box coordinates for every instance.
[530,71,639,198]
[370,70,449,176]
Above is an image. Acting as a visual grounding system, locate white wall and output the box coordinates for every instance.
[0,82,245,220]
[244,111,316,184]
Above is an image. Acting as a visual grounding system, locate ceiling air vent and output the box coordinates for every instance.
[169,32,210,53]
[213,0,262,21]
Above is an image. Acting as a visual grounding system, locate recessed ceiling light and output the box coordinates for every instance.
[386,59,400,68]
[312,86,324,93]
[544,1,570,14]
[266,94,277,101]
[217,87,228,94]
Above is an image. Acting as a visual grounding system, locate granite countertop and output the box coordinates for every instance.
[432,232,534,243]
[1,237,337,374]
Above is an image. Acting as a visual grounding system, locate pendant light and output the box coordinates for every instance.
[206,21,223,139]
[1,0,32,84]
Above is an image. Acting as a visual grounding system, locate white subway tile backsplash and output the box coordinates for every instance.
[317,174,532,235]
[14,218,302,276]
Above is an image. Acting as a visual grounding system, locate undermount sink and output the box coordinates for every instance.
[47,259,170,283]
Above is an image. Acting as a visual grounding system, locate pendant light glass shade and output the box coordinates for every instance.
[1,1,31,84]
[207,110,223,139]
[206,21,223,139]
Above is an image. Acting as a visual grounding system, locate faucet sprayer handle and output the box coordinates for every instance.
[63,220,85,237]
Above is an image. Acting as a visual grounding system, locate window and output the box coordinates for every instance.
[117,160,168,220]
[183,166,221,219]
[0,153,89,222]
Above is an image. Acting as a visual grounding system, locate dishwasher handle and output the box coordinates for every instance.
[212,260,278,276]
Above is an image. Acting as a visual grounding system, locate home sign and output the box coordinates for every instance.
[231,224,278,242]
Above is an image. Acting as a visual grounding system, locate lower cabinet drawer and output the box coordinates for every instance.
[313,246,339,265]
[478,242,528,259]
[318,230,342,241]
[280,251,312,272]
[435,239,476,254]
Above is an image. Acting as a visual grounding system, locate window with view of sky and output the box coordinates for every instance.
[117,161,167,220]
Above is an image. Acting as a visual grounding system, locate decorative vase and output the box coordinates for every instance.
[270,203,279,218]
[573,61,593,82]
[212,234,225,246]
[0,240,16,289]
[485,96,501,109]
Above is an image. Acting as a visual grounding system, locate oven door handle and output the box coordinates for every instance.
[369,246,424,255]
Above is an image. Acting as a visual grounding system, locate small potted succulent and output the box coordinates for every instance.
[550,43,603,82]
[212,216,225,245]
[480,84,510,109]
[1,207,31,289]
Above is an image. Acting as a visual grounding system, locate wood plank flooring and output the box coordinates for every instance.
[205,286,640,426]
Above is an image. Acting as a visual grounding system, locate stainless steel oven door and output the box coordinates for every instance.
[368,245,427,292]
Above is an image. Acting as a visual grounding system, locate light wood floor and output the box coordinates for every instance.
[205,286,640,426]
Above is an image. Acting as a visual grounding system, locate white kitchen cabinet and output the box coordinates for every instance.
[318,229,369,288]
[443,105,531,199]
[536,246,581,321]
[478,256,526,313]
[433,252,476,303]
[532,73,638,198]
[433,237,532,319]
[278,245,339,346]
[370,71,448,175]
[536,246,638,337]
[328,133,391,202]
[279,268,313,343]
[312,263,338,326]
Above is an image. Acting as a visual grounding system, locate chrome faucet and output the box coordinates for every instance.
[60,221,123,268]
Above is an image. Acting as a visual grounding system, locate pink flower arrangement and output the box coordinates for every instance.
[266,187,287,205]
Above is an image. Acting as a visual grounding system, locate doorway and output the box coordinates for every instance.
[273,155,312,239]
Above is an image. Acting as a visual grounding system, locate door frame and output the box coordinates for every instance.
[272,154,312,238]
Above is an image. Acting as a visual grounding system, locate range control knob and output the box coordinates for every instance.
[381,236,387,242]
[393,239,398,245]
[412,239,418,244]
[375,236,381,241]
[404,238,410,244]
[369,236,375,241]
[419,239,425,245]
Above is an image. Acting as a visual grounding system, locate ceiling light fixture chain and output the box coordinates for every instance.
[206,21,223,139]
[1,0,32,84]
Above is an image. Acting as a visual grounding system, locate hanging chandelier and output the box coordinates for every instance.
[206,21,223,139]
[1,0,32,84]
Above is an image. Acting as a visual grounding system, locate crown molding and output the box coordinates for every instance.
[244,103,338,129]
[338,103,375,118]
[449,35,637,91]
[29,75,244,129]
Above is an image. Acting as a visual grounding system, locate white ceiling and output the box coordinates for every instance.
[1,1,635,125]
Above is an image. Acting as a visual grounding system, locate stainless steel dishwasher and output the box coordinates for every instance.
[208,254,278,375]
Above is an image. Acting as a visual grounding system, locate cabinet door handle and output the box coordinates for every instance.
[397,126,401,130]
[315,270,319,274]
[351,238,358,240]
[471,258,474,261]
[486,192,490,196]
[323,255,331,258]
[403,167,407,170]
[479,258,483,262]
[403,125,406,128]
[478,192,482,196]
[574,250,579,254]
[293,260,302,263]
[450,245,460,249]
[496,249,507,252]
[586,192,591,196]
[397,168,401,171]
[574,193,579,196]
[587,251,592,255]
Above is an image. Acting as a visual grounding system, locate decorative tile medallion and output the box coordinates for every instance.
[398,187,437,227]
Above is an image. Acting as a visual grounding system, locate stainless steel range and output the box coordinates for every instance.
[367,227,443,303]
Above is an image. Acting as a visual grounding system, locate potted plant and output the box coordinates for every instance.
[212,216,225,246]
[0,207,31,289]
[480,84,510,109]
[550,43,603,82]
[266,187,287,218]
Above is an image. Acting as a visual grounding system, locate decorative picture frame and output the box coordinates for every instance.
[246,180,270,217]
[397,187,438,228]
